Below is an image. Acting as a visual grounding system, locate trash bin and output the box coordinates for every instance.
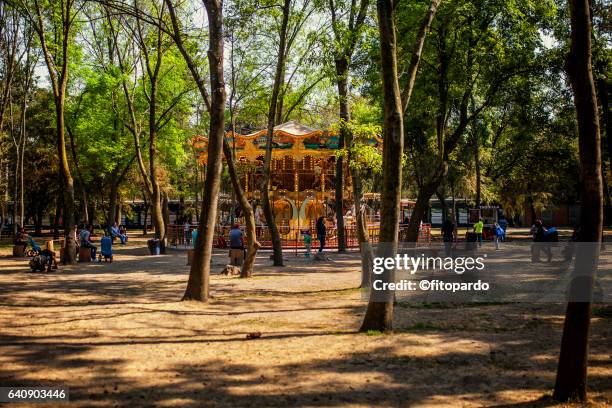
[147,239,160,255]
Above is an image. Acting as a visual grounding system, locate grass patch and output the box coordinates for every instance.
[366,330,384,336]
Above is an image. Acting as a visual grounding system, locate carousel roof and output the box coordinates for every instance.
[243,121,320,138]
[192,121,382,165]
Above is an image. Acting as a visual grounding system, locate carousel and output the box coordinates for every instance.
[192,121,383,234]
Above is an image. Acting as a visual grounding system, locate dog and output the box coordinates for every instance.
[220,264,241,277]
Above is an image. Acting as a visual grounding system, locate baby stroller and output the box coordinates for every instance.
[98,235,113,262]
[26,236,41,257]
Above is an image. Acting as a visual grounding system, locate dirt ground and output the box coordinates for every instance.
[0,235,610,407]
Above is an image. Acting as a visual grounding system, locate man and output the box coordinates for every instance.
[441,218,455,257]
[316,216,326,253]
[184,220,191,246]
[473,218,484,247]
[79,224,97,261]
[111,222,127,245]
[229,223,245,266]
[229,223,244,249]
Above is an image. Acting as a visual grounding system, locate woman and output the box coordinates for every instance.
[14,226,29,253]
[316,216,326,253]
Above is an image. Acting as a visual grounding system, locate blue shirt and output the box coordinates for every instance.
[229,228,244,248]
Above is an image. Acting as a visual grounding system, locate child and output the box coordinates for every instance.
[303,230,312,257]
[494,222,505,250]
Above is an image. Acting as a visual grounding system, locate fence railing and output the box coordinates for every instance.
[167,222,432,251]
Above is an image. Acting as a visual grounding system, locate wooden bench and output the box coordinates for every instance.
[13,245,25,257]
[79,247,92,262]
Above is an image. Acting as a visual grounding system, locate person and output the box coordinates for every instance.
[441,218,455,257]
[255,205,263,225]
[100,232,113,262]
[184,220,191,246]
[316,216,326,253]
[79,224,97,261]
[499,216,508,231]
[533,220,552,262]
[38,241,58,272]
[119,225,128,243]
[191,228,199,249]
[303,230,312,257]
[111,222,127,245]
[229,223,244,249]
[493,222,505,250]
[473,218,484,247]
[13,225,28,253]
[229,223,245,266]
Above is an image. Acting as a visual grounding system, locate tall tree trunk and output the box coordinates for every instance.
[142,194,149,235]
[360,0,404,332]
[223,141,261,277]
[354,169,373,288]
[182,0,227,301]
[335,58,349,252]
[473,125,481,207]
[553,0,603,402]
[405,180,438,242]
[596,78,611,224]
[360,0,440,332]
[149,78,166,253]
[261,0,292,267]
[108,171,119,231]
[56,94,77,264]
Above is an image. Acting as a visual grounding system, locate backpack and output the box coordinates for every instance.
[29,255,48,272]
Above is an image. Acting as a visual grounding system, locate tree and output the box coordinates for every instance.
[18,0,80,263]
[260,0,292,267]
[162,0,227,301]
[360,0,440,332]
[327,0,369,253]
[553,0,603,401]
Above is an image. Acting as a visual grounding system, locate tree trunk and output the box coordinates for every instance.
[53,190,62,240]
[405,181,438,242]
[553,0,603,402]
[261,0,292,267]
[596,78,611,224]
[223,141,261,277]
[334,58,349,252]
[474,126,481,207]
[142,194,149,235]
[354,170,373,288]
[107,171,119,231]
[360,0,439,332]
[56,94,77,264]
[12,144,18,232]
[360,0,404,332]
[182,0,227,301]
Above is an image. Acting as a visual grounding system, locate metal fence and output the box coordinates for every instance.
[167,222,432,252]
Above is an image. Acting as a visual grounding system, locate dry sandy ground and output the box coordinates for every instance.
[0,236,610,408]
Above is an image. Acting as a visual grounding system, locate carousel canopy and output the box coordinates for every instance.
[193,121,382,165]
